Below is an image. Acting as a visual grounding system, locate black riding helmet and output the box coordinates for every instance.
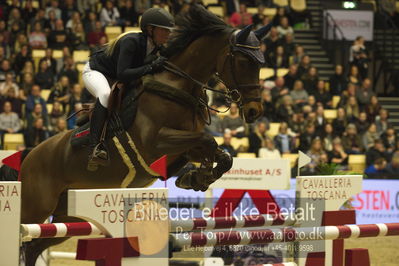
[140,8,175,33]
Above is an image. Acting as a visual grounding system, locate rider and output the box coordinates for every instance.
[82,8,174,167]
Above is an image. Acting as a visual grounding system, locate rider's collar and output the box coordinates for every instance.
[231,30,265,64]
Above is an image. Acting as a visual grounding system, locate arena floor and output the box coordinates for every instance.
[49,236,399,266]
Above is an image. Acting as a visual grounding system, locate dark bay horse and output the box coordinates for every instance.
[20,5,271,265]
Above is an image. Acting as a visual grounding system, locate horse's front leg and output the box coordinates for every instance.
[155,127,227,191]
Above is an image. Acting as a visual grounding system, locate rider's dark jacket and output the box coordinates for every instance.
[89,32,151,85]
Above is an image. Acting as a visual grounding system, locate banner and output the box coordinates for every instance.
[324,9,374,41]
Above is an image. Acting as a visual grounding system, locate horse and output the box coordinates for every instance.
[20,5,271,265]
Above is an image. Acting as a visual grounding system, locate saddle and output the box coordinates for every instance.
[70,81,142,149]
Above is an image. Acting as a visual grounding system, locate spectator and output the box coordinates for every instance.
[49,101,65,130]
[344,96,360,122]
[25,84,47,115]
[8,8,25,32]
[290,80,308,107]
[70,23,88,50]
[13,44,31,73]
[29,21,47,49]
[59,57,79,84]
[87,21,106,49]
[329,65,346,95]
[314,80,332,108]
[356,78,375,109]
[46,10,58,31]
[385,153,399,179]
[274,122,294,154]
[48,19,69,49]
[248,122,268,155]
[25,117,50,148]
[19,72,34,100]
[48,75,70,104]
[381,127,397,155]
[328,137,348,168]
[282,33,295,59]
[62,0,78,23]
[365,157,387,178]
[299,123,316,151]
[83,11,97,33]
[68,83,86,115]
[297,55,311,77]
[276,95,294,122]
[301,67,318,95]
[66,11,81,31]
[100,0,121,26]
[289,112,305,136]
[259,138,281,159]
[0,72,18,97]
[120,0,139,26]
[306,137,326,173]
[51,117,68,136]
[314,105,326,136]
[0,101,21,141]
[39,48,57,76]
[0,20,10,45]
[322,123,335,152]
[263,27,280,58]
[67,102,82,129]
[365,95,381,122]
[252,5,267,29]
[261,89,275,121]
[347,65,361,86]
[45,0,62,20]
[30,8,47,33]
[205,105,223,137]
[338,83,357,107]
[350,36,369,80]
[354,112,370,135]
[342,123,363,154]
[272,7,292,26]
[283,64,299,90]
[276,16,293,37]
[26,102,49,130]
[0,85,22,117]
[219,131,237,157]
[293,45,305,65]
[307,95,317,111]
[222,102,246,138]
[270,45,289,68]
[23,0,37,23]
[35,60,53,90]
[363,123,380,149]
[0,59,15,82]
[13,32,29,54]
[271,76,289,103]
[375,109,391,136]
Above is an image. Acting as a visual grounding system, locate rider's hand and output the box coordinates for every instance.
[149,56,167,73]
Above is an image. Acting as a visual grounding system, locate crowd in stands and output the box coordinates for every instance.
[204,1,399,179]
[0,0,395,178]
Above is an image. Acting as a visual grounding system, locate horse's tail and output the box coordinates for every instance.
[0,148,32,181]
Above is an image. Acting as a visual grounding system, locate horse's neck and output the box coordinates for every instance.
[168,34,230,87]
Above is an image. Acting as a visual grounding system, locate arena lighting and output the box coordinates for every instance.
[343,1,357,9]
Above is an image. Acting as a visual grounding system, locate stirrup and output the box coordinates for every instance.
[87,143,110,171]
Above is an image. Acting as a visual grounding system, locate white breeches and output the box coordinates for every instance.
[82,62,111,108]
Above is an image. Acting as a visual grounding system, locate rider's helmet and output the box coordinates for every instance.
[140,8,175,33]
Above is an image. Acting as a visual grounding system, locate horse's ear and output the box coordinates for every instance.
[236,24,253,44]
[254,24,272,40]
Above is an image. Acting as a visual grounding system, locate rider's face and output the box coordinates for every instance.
[152,27,171,45]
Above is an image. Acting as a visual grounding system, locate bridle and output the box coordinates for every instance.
[162,31,262,123]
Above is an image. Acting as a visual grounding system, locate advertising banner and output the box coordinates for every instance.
[324,9,374,41]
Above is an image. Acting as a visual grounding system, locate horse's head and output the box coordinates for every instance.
[216,24,271,123]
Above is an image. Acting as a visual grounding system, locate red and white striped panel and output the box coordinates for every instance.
[21,222,102,241]
[172,223,399,248]
[169,214,296,233]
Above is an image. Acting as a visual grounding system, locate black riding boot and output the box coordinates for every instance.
[87,100,109,170]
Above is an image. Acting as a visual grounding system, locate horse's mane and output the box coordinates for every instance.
[163,4,233,57]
